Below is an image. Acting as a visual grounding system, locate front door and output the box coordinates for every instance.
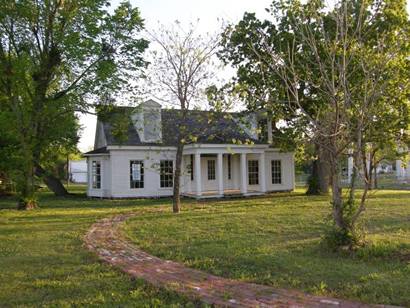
[202,157,218,192]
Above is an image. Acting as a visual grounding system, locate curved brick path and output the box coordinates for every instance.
[84,214,392,308]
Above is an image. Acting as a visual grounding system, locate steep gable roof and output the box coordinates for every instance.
[97,106,261,147]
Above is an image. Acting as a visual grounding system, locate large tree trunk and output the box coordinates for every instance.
[17,152,37,210]
[330,158,344,230]
[317,146,330,194]
[373,167,378,189]
[306,159,320,195]
[34,163,68,196]
[172,142,184,213]
[306,144,330,195]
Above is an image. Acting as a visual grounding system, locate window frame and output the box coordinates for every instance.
[207,159,216,180]
[130,160,144,189]
[160,160,174,188]
[248,160,259,185]
[92,160,101,189]
[271,160,282,184]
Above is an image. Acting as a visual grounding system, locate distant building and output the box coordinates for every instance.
[69,160,87,183]
[346,156,410,183]
[396,159,410,179]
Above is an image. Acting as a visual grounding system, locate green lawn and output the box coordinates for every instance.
[1,187,409,307]
[122,190,410,307]
[0,186,201,307]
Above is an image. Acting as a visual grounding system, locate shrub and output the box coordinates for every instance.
[322,224,366,251]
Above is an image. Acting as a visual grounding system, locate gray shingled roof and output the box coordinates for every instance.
[99,107,262,147]
[84,147,109,155]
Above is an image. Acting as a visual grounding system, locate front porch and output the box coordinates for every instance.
[180,145,269,199]
[182,189,264,199]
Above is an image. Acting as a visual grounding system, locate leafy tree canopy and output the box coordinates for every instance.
[0,0,148,207]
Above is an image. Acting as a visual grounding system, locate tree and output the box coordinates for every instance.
[0,0,148,209]
[219,12,330,195]
[147,21,220,213]
[257,0,409,248]
[220,0,409,248]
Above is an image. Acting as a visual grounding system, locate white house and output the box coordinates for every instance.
[84,100,295,198]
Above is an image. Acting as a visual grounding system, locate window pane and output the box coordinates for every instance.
[160,160,173,188]
[208,160,216,180]
[92,161,101,189]
[130,160,144,189]
[248,160,259,185]
[271,160,282,184]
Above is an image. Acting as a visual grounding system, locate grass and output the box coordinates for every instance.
[122,190,410,307]
[0,185,201,307]
[1,186,409,306]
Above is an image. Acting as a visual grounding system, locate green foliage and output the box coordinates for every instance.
[217,12,301,151]
[17,196,38,210]
[323,224,365,251]
[219,0,410,248]
[0,0,148,204]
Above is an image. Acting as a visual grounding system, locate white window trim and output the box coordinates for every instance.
[271,159,282,185]
[130,160,144,189]
[91,160,102,189]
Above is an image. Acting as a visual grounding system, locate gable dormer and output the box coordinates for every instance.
[131,99,162,143]
[234,113,259,141]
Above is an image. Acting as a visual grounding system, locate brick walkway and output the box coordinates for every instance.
[84,214,392,308]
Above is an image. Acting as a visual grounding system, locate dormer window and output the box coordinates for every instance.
[131,99,162,143]
[143,108,161,142]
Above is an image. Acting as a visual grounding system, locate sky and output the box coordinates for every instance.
[77,0,410,152]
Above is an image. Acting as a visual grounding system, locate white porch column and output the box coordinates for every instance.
[195,153,202,196]
[259,152,267,192]
[240,153,247,194]
[217,153,224,195]
[186,155,192,193]
[86,157,91,193]
[180,155,185,193]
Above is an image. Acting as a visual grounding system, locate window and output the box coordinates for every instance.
[130,160,144,188]
[227,155,232,180]
[207,160,216,180]
[190,154,194,181]
[248,160,259,185]
[92,161,101,189]
[160,160,173,188]
[271,160,282,184]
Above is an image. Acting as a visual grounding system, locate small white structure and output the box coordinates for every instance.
[346,155,410,183]
[396,159,410,179]
[84,100,295,198]
[69,160,87,183]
